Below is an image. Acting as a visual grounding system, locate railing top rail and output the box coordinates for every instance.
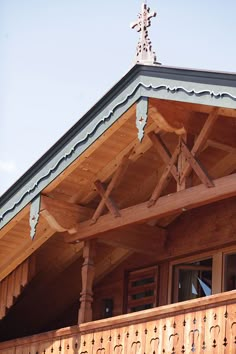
[0,290,236,350]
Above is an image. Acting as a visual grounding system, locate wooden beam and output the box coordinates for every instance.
[97,225,166,255]
[209,152,236,178]
[180,139,214,188]
[148,143,180,207]
[67,173,236,242]
[180,107,219,182]
[148,132,179,183]
[41,195,94,232]
[92,180,120,222]
[207,140,236,154]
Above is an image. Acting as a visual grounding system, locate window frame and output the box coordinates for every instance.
[168,251,224,304]
[124,265,159,314]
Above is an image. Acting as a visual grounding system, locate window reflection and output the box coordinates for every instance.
[173,258,212,303]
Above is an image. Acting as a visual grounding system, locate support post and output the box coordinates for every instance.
[78,240,96,324]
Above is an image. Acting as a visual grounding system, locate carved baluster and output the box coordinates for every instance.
[78,240,96,324]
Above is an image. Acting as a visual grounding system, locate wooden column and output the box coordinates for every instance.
[78,240,96,324]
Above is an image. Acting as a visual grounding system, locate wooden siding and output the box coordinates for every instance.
[0,258,34,320]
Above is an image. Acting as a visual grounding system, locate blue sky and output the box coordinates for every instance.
[1,0,236,195]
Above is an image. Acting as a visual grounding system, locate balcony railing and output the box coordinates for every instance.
[0,291,236,353]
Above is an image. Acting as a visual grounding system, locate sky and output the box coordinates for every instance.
[1,0,236,196]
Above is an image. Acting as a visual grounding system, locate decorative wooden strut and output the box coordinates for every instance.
[148,139,181,207]
[136,97,148,141]
[131,3,158,64]
[91,148,134,224]
[0,258,34,320]
[78,240,96,324]
[147,108,219,207]
[63,173,236,241]
[29,194,41,240]
[177,134,195,191]
[180,139,214,187]
[40,195,94,233]
[179,107,219,184]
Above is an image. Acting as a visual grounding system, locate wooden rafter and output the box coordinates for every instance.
[91,148,133,223]
[66,173,236,242]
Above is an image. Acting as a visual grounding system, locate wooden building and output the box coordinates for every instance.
[0,5,236,354]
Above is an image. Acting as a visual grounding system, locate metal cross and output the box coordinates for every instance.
[131,3,158,64]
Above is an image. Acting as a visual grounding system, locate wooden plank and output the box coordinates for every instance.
[6,272,14,309]
[0,205,30,241]
[71,121,160,205]
[0,225,55,282]
[13,265,22,298]
[21,259,29,287]
[209,151,236,178]
[67,173,236,241]
[43,103,137,195]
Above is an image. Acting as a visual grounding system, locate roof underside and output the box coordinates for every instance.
[0,63,236,337]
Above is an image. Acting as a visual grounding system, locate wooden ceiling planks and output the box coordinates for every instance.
[1,97,236,290]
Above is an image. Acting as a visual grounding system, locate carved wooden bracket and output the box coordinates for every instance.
[29,194,41,240]
[147,108,219,207]
[136,97,148,142]
[40,195,93,233]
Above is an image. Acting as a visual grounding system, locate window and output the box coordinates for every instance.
[125,266,158,313]
[224,253,236,291]
[172,258,212,303]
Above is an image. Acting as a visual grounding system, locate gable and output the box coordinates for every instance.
[1,64,236,230]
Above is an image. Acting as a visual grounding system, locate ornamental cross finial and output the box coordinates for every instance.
[131,3,159,65]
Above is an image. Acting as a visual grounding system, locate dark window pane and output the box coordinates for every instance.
[224,254,236,291]
[132,277,154,287]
